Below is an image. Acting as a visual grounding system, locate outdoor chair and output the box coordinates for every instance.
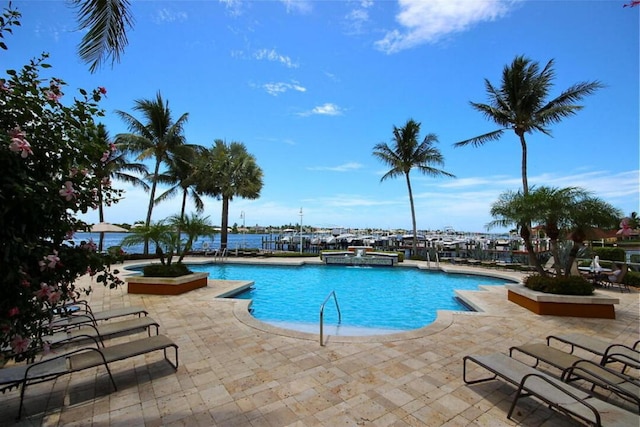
[547,333,640,372]
[46,315,160,348]
[1,334,178,419]
[463,352,638,426]
[598,264,630,292]
[509,343,640,411]
[56,299,148,322]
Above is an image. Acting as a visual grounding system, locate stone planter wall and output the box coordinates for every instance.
[126,272,209,295]
[505,284,619,319]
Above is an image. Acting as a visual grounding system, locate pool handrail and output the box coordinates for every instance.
[319,291,341,346]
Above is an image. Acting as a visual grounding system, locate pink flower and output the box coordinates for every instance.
[100,151,110,162]
[109,143,117,152]
[46,90,62,102]
[8,127,33,158]
[11,335,31,354]
[98,86,107,94]
[69,167,79,177]
[48,290,62,304]
[39,250,60,270]
[59,181,77,201]
[35,283,53,300]
[8,307,19,317]
[101,177,111,187]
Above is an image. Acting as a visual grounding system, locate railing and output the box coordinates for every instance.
[319,291,341,346]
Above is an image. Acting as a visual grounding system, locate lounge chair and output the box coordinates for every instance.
[547,333,640,372]
[509,343,640,410]
[57,300,148,321]
[46,316,160,348]
[1,334,178,419]
[463,352,638,426]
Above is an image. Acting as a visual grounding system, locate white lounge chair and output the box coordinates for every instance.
[463,352,638,426]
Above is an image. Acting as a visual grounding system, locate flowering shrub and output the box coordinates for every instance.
[0,7,123,363]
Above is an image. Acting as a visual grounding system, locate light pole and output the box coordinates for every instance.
[240,211,245,248]
[299,207,303,254]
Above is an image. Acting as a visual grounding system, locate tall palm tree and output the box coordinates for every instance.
[70,0,134,73]
[373,119,455,256]
[454,55,602,195]
[195,140,263,250]
[155,144,205,221]
[92,123,149,251]
[115,91,190,253]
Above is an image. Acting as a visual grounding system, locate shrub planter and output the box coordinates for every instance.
[126,272,209,295]
[505,284,619,319]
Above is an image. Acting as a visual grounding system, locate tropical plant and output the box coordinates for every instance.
[564,197,621,271]
[0,5,122,363]
[195,140,264,250]
[120,214,216,270]
[115,91,190,253]
[454,55,603,196]
[91,122,148,251]
[488,187,621,276]
[69,0,134,73]
[373,119,455,255]
[155,145,205,220]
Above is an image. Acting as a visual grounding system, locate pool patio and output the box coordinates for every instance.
[2,257,638,426]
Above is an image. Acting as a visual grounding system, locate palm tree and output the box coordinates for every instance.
[168,214,216,263]
[487,189,543,273]
[70,0,134,73]
[115,91,190,254]
[155,144,205,221]
[527,186,589,275]
[488,187,621,276]
[454,56,602,195]
[565,197,621,272]
[195,140,263,250]
[373,119,455,256]
[92,123,149,251]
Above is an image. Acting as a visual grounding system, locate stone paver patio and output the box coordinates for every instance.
[2,257,638,426]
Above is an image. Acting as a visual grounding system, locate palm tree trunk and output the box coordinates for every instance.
[143,159,162,254]
[220,196,229,250]
[405,173,418,257]
[97,182,105,252]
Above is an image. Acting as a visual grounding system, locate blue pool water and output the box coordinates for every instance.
[188,263,511,334]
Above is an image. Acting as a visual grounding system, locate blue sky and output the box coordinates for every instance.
[5,1,639,233]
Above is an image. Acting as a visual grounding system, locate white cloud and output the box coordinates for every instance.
[280,0,313,14]
[298,103,344,117]
[219,0,244,17]
[344,0,374,35]
[375,0,516,54]
[307,162,364,172]
[262,81,307,96]
[153,8,188,24]
[254,48,299,68]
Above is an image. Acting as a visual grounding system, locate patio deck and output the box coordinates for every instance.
[2,258,638,426]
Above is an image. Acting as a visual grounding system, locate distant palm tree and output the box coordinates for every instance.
[373,119,455,256]
[92,123,149,251]
[454,55,603,195]
[70,0,134,73]
[195,140,263,250]
[115,91,190,253]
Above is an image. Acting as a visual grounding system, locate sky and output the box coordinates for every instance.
[4,0,639,233]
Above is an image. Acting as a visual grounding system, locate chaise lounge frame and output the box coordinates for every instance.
[463,352,638,426]
[1,334,179,419]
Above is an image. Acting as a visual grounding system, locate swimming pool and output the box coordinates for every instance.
[189,263,511,335]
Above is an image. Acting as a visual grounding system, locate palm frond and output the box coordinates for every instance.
[72,0,134,73]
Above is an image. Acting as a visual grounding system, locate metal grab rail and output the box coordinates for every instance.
[319,291,341,346]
